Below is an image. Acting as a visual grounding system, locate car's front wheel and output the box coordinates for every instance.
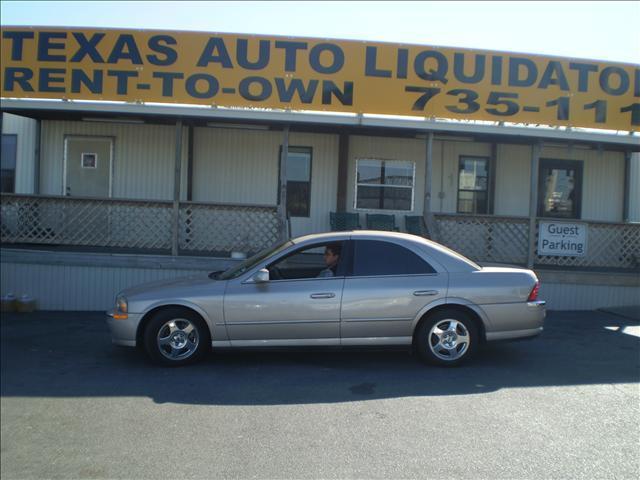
[415,308,478,366]
[143,308,210,366]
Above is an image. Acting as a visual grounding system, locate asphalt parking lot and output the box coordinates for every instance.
[1,309,639,479]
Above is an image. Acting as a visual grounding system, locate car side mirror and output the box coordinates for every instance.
[252,268,270,283]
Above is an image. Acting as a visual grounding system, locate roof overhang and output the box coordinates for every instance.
[2,98,639,151]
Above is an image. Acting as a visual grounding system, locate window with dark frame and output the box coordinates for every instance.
[278,146,312,218]
[457,156,489,214]
[538,158,583,219]
[355,159,414,211]
[1,134,17,193]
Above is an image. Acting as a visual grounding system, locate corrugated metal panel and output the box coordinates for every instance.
[629,152,640,222]
[39,120,187,200]
[1,262,201,310]
[494,144,531,217]
[192,127,281,205]
[2,259,637,311]
[541,146,624,222]
[2,113,37,194]
[540,282,639,311]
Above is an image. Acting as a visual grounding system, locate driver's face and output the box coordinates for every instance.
[324,249,339,267]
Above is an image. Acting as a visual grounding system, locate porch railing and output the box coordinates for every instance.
[435,213,640,271]
[0,194,280,255]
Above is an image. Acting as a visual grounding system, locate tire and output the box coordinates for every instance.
[143,307,211,366]
[414,308,478,367]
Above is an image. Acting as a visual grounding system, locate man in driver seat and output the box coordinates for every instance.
[318,243,342,277]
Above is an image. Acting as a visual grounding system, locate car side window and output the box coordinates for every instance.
[268,242,346,280]
[352,240,436,276]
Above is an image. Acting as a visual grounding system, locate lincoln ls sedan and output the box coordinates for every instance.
[107,231,545,367]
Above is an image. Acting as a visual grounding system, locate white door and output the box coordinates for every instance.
[64,136,113,198]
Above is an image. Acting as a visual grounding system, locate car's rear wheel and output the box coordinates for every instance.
[143,308,210,366]
[415,309,478,366]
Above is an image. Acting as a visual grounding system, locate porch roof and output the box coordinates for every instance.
[1,98,639,151]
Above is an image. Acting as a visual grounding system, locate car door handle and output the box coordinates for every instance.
[413,290,439,296]
[310,293,336,299]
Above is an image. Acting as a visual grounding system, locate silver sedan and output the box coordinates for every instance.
[107,231,545,366]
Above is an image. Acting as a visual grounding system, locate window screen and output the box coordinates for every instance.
[352,240,435,276]
[1,134,17,193]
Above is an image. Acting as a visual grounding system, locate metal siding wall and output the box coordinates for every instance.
[540,283,640,311]
[1,262,201,310]
[2,113,37,193]
[1,259,637,311]
[494,144,532,217]
[629,152,640,222]
[347,135,427,228]
[192,127,281,204]
[39,120,186,200]
[541,146,624,222]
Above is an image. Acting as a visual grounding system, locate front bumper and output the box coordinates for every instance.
[106,309,143,347]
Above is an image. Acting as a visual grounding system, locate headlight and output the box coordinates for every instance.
[113,295,128,320]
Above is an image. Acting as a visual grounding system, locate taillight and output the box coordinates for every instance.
[527,281,540,302]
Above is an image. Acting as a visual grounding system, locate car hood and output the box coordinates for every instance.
[120,273,223,300]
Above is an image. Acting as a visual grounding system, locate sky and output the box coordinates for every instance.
[1,0,639,64]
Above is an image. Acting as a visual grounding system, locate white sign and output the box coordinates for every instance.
[538,222,588,257]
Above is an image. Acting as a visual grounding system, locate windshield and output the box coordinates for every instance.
[215,240,294,280]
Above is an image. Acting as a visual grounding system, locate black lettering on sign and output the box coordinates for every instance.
[274,41,308,72]
[38,31,67,62]
[538,61,570,91]
[414,50,448,83]
[70,33,105,63]
[239,76,272,101]
[569,62,598,92]
[39,68,66,92]
[322,81,353,105]
[365,46,392,78]
[71,69,104,93]
[453,53,486,84]
[186,73,219,98]
[153,72,184,97]
[106,70,138,94]
[147,35,178,66]
[396,49,409,79]
[2,31,34,61]
[107,34,143,65]
[197,37,233,68]
[236,39,270,70]
[508,57,537,87]
[309,43,344,74]
[275,78,318,103]
[3,67,34,92]
[491,56,503,86]
[599,67,629,96]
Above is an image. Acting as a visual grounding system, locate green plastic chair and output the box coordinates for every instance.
[366,214,398,231]
[405,215,429,237]
[330,212,361,231]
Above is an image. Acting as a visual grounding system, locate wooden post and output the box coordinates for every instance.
[527,141,542,268]
[336,133,349,212]
[423,132,439,241]
[279,126,290,241]
[171,119,183,256]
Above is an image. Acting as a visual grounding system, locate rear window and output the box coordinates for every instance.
[352,240,436,276]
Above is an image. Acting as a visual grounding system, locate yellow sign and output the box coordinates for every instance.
[1,27,638,131]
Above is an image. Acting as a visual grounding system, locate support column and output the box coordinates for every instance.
[171,119,183,256]
[422,132,439,241]
[278,126,290,241]
[336,133,349,212]
[527,141,542,269]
